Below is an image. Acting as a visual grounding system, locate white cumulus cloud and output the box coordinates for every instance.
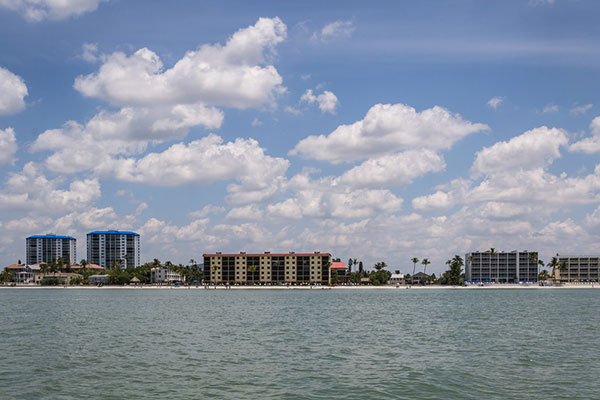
[0,0,105,21]
[301,89,339,114]
[471,126,568,176]
[0,127,18,164]
[94,134,290,194]
[0,67,28,115]
[74,17,287,109]
[570,116,600,153]
[340,149,445,187]
[290,103,488,163]
[0,162,101,213]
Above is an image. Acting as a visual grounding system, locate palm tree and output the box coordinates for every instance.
[421,258,431,277]
[547,257,559,280]
[49,260,58,273]
[374,261,387,271]
[40,263,49,274]
[528,252,540,282]
[489,248,497,282]
[559,261,568,282]
[247,265,257,284]
[57,257,65,272]
[80,259,89,281]
[411,257,419,285]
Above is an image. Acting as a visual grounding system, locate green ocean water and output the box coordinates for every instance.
[0,288,598,399]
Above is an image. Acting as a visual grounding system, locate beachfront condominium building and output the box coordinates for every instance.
[465,250,539,283]
[26,234,77,265]
[203,252,332,285]
[87,230,140,269]
[555,255,599,282]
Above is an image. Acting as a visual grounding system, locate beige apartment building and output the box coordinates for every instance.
[203,252,332,285]
[556,256,599,282]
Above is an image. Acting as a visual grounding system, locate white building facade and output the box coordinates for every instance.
[26,234,76,265]
[465,250,539,283]
[87,230,140,269]
[151,268,183,284]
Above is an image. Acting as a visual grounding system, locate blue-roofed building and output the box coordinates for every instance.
[26,234,77,265]
[87,230,140,269]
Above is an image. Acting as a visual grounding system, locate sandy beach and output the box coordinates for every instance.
[1,283,598,290]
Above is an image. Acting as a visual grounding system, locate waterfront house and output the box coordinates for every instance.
[388,273,405,285]
[90,274,110,285]
[330,261,348,283]
[151,267,183,284]
[411,272,429,284]
[4,264,42,284]
[35,272,82,285]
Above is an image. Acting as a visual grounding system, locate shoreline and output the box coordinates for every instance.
[1,283,598,290]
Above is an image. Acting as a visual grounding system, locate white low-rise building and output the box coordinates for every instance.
[151,268,184,284]
[389,273,405,285]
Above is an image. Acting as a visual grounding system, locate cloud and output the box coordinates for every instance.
[94,134,290,194]
[412,190,455,212]
[0,67,28,115]
[33,18,290,177]
[0,162,101,213]
[414,126,600,219]
[340,149,445,187]
[266,172,403,220]
[54,207,121,232]
[542,104,559,113]
[226,204,264,220]
[529,0,555,6]
[570,103,593,116]
[81,42,99,63]
[0,0,105,21]
[320,20,355,41]
[290,103,488,163]
[300,89,339,114]
[31,105,224,173]
[0,128,18,164]
[188,205,225,219]
[284,105,302,115]
[471,126,568,176]
[251,118,262,127]
[74,17,287,109]
[487,96,504,109]
[570,116,600,153]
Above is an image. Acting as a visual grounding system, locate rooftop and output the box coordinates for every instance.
[87,230,139,236]
[330,261,347,269]
[203,252,332,257]
[27,234,76,240]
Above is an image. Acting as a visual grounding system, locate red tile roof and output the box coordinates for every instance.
[203,253,332,257]
[4,264,25,270]
[71,264,104,270]
[330,261,347,270]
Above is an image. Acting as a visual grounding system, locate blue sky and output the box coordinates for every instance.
[1,0,600,274]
